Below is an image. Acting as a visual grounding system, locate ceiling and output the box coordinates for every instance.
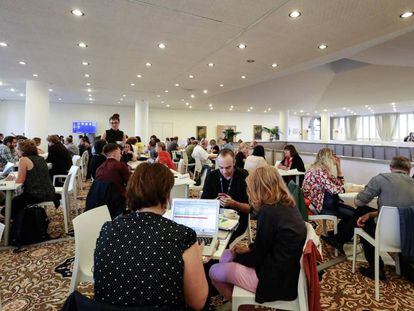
[1,0,414,113]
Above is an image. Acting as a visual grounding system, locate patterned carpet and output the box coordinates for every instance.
[1,185,414,310]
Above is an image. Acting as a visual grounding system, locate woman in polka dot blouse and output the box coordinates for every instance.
[93,163,208,310]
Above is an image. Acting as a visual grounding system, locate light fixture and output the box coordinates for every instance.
[230,105,234,108]
[203,89,208,94]
[161,100,165,104]
[48,88,53,92]
[271,63,278,68]
[300,110,304,113]
[250,106,253,110]
[88,97,93,101]
[157,43,166,49]
[117,101,120,104]
[181,99,184,101]
[122,94,126,97]
[219,84,224,87]
[264,110,267,113]
[237,43,247,49]
[145,62,152,67]
[289,10,301,18]
[130,83,135,86]
[77,42,87,48]
[400,11,413,18]
[208,62,214,67]
[120,98,123,101]
[19,93,24,97]
[190,94,195,98]
[58,98,62,101]
[71,9,84,16]
[210,107,213,110]
[268,108,271,111]
[137,74,142,78]
[333,112,337,115]
[19,61,26,65]
[87,88,92,92]
[342,107,346,110]
[88,94,92,97]
[209,104,212,107]
[189,105,193,109]
[185,102,189,106]
[318,44,328,50]
[0,81,2,86]
[0,42,8,47]
[365,105,369,108]
[82,61,89,66]
[241,75,246,79]
[166,104,170,108]
[175,83,180,87]
[86,82,91,86]
[156,94,161,98]
[32,73,39,77]
[247,109,250,112]
[189,74,194,79]
[84,73,90,78]
[164,90,168,93]
[391,102,396,106]
[323,109,328,112]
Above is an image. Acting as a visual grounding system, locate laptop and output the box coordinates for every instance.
[172,198,220,256]
[0,162,15,177]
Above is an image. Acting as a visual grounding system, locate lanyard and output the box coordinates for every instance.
[220,176,233,194]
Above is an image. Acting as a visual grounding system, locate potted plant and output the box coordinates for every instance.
[223,128,241,142]
[263,126,282,142]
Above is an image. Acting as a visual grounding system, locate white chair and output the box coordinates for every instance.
[229,213,253,249]
[232,223,318,311]
[72,155,81,166]
[80,151,89,181]
[182,151,195,173]
[54,165,80,216]
[308,214,338,256]
[69,205,111,294]
[352,206,401,301]
[177,159,186,174]
[189,168,208,196]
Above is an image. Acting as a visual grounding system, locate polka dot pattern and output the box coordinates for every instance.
[93,212,196,308]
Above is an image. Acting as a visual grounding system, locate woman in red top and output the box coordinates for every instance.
[155,142,176,170]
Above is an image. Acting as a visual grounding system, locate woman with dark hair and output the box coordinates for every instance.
[93,163,208,309]
[88,139,107,179]
[46,135,72,179]
[121,142,137,163]
[278,144,306,185]
[244,145,267,172]
[101,114,126,145]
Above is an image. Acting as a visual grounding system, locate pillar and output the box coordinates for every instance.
[320,112,331,142]
[25,80,49,150]
[278,110,290,141]
[135,99,149,141]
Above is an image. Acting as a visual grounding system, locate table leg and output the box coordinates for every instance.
[4,190,12,246]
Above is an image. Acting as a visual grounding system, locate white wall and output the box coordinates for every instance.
[0,100,279,141]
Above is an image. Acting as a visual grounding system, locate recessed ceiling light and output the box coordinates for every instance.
[120,98,123,101]
[87,88,92,92]
[203,89,208,94]
[32,73,38,77]
[247,109,250,112]
[250,106,253,110]
[318,44,328,50]
[78,42,87,48]
[161,101,165,104]
[333,112,337,115]
[130,83,135,86]
[48,88,53,92]
[0,42,8,47]
[10,88,15,92]
[156,94,161,98]
[190,94,195,98]
[209,104,212,107]
[210,107,213,110]
[400,11,413,18]
[84,73,90,78]
[89,97,93,101]
[189,74,194,79]
[137,74,142,78]
[58,98,62,101]
[264,110,267,113]
[391,102,396,106]
[208,63,214,67]
[241,75,246,79]
[145,62,152,67]
[185,102,189,106]
[230,105,234,108]
[157,43,166,49]
[237,43,247,49]
[82,61,89,66]
[166,104,170,108]
[300,110,304,113]
[71,9,84,16]
[189,105,193,109]
[219,84,224,87]
[0,81,2,86]
[289,10,301,18]
[88,94,92,97]
[323,109,328,112]
[122,94,126,97]
[175,83,180,87]
[164,90,169,93]
[19,61,26,65]
[181,99,185,101]
[365,105,369,108]
[86,82,91,86]
[268,108,271,111]
[271,63,278,68]
[19,93,24,97]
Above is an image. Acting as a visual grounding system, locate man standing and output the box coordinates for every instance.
[0,136,18,170]
[65,136,80,157]
[201,149,250,243]
[167,136,179,153]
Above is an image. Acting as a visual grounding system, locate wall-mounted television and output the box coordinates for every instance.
[72,121,97,134]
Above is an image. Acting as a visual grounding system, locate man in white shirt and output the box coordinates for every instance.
[192,139,217,167]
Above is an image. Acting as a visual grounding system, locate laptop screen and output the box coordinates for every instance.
[172,199,219,235]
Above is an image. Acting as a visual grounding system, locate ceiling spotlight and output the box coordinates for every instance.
[247,109,250,112]
[300,110,304,113]
[249,106,253,110]
[19,93,24,97]
[156,94,161,98]
[0,81,2,86]
[190,94,195,98]
[333,112,337,115]
[289,10,301,18]
[0,42,8,47]
[117,101,120,104]
[87,88,92,92]
[208,63,214,67]
[237,43,247,49]
[209,104,212,107]
[400,11,413,18]
[241,75,246,79]
[365,105,369,108]
[19,61,26,65]
[88,94,92,97]
[77,42,88,48]
[88,97,93,101]
[48,88,53,92]
[122,94,126,97]
[189,105,193,109]
[161,101,165,104]
[230,105,234,108]
[120,98,123,101]
[166,104,170,108]
[219,84,224,87]
[323,109,328,112]
[32,73,39,77]
[342,107,346,110]
[164,90,169,93]
[203,89,208,94]
[130,83,135,86]
[82,61,89,66]
[264,110,267,113]
[157,43,166,49]
[268,108,271,111]
[185,102,189,106]
[71,9,84,16]
[175,83,180,87]
[137,74,142,78]
[318,44,328,50]
[271,63,278,68]
[189,74,194,79]
[58,98,62,101]
[210,107,213,110]
[145,62,152,67]
[84,73,90,78]
[391,102,396,106]
[10,88,15,92]
[86,82,91,86]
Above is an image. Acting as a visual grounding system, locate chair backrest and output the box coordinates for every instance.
[171,151,178,161]
[182,150,189,164]
[376,206,401,252]
[199,168,208,188]
[61,172,72,209]
[72,205,111,273]
[81,151,89,166]
[177,159,185,174]
[194,157,202,174]
[72,155,81,166]
[68,165,79,192]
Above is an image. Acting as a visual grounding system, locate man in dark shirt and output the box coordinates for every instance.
[95,143,130,198]
[201,149,250,243]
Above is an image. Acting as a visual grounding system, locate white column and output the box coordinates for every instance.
[279,110,290,141]
[320,112,331,142]
[25,80,49,150]
[135,99,149,141]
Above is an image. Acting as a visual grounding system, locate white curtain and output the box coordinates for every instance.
[375,113,398,141]
[345,116,358,140]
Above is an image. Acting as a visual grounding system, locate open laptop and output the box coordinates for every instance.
[172,198,220,256]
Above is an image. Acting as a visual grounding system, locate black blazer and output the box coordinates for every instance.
[234,203,307,303]
[47,143,72,177]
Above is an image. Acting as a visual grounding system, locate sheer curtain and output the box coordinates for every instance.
[375,113,398,141]
[345,116,358,140]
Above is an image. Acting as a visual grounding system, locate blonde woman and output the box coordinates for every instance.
[209,166,306,303]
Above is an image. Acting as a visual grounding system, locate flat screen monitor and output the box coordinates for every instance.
[72,121,97,134]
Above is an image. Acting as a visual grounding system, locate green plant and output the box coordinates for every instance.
[223,128,241,142]
[263,126,282,141]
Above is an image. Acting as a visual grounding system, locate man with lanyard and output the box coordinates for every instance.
[201,148,250,244]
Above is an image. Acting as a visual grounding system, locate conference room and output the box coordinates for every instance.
[1,1,414,310]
